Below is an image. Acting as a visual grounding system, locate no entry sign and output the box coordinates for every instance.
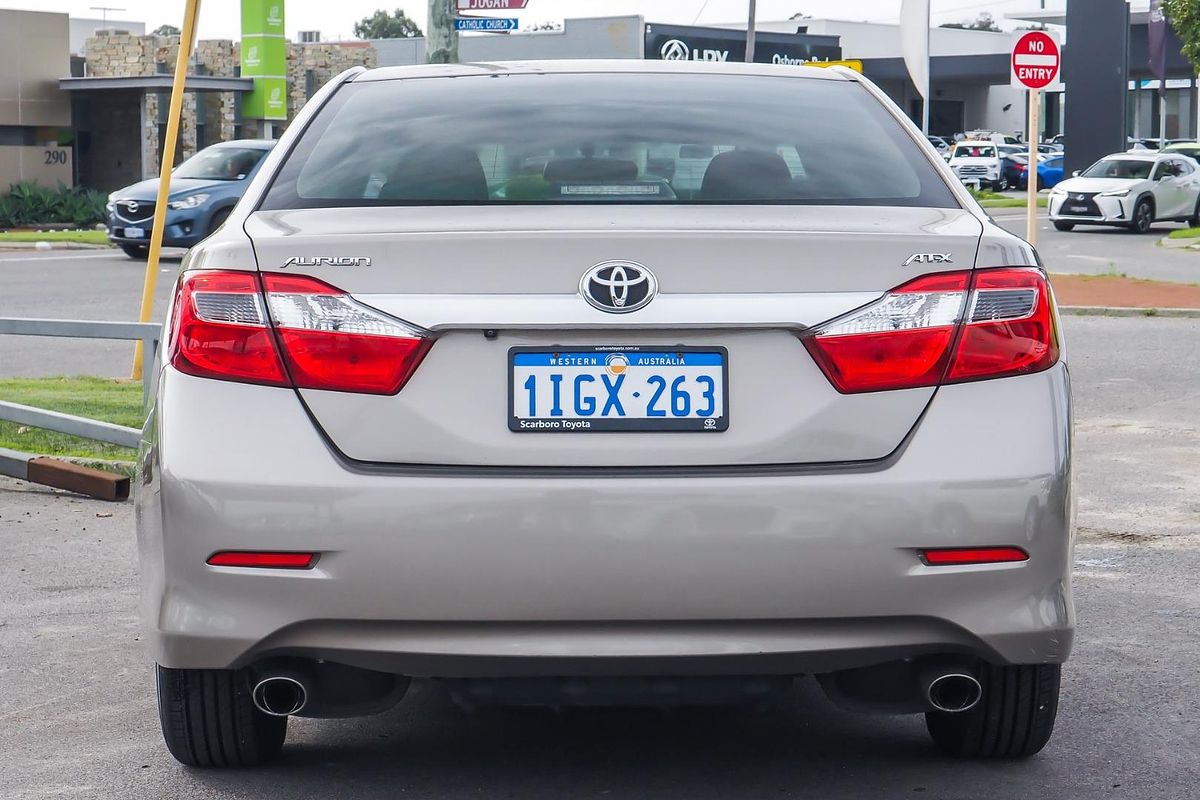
[1011,31,1061,90]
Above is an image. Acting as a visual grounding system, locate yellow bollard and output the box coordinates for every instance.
[131,0,203,381]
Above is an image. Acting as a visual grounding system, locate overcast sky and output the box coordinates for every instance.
[8,0,1066,41]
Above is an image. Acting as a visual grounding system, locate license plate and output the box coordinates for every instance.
[125,227,145,239]
[509,346,728,433]
[1066,205,1089,214]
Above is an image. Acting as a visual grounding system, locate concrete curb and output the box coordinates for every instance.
[1158,236,1200,250]
[1060,305,1200,318]
[0,242,111,251]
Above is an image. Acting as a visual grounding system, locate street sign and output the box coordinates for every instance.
[803,59,863,73]
[1011,31,1061,90]
[1010,30,1060,248]
[454,16,519,31]
[458,0,528,9]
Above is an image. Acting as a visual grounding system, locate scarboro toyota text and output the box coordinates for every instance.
[138,60,1073,768]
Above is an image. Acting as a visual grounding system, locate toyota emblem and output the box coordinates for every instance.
[580,261,658,314]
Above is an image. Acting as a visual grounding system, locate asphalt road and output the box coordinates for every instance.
[2,313,1199,799]
[991,207,1200,283]
[0,249,182,378]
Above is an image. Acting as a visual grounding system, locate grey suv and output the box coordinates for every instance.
[138,61,1072,767]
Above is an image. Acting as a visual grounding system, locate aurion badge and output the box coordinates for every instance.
[580,261,658,314]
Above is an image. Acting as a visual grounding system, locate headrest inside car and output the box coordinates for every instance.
[700,150,794,200]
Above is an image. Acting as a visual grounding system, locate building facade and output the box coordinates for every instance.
[68,33,375,192]
[0,10,74,189]
[3,5,1198,195]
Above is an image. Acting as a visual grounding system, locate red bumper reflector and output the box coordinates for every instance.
[921,547,1029,566]
[206,551,317,569]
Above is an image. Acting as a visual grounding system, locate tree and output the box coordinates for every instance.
[940,12,1001,33]
[353,8,423,39]
[153,24,181,36]
[789,12,812,21]
[526,21,563,31]
[1165,0,1200,71]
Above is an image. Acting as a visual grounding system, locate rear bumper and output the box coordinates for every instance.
[137,364,1074,675]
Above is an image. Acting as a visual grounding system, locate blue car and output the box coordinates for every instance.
[1019,155,1065,191]
[107,140,273,259]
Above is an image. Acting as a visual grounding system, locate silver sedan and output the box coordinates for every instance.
[138,60,1073,767]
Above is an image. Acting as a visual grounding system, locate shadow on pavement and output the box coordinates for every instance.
[184,678,1069,800]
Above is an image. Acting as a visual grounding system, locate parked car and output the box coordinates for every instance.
[1127,138,1159,151]
[1019,154,1065,190]
[949,140,1002,189]
[106,139,274,259]
[1048,151,1200,232]
[1163,141,1200,163]
[926,134,951,154]
[965,129,1022,146]
[999,152,1028,191]
[140,61,1071,767]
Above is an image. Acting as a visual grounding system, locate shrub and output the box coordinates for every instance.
[0,182,109,228]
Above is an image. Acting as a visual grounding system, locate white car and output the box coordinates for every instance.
[1049,152,1200,233]
[965,130,1022,146]
[948,141,1002,190]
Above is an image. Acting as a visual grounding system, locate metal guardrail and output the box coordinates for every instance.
[0,317,161,449]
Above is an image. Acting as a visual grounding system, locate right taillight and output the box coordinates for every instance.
[804,267,1058,394]
[946,268,1058,383]
[169,270,431,395]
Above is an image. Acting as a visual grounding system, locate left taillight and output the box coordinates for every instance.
[803,268,1058,394]
[169,270,431,395]
[170,271,290,387]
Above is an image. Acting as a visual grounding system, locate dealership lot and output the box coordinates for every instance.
[2,313,1198,798]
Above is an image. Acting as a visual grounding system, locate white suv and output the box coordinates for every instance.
[1049,151,1200,233]
[949,141,1002,190]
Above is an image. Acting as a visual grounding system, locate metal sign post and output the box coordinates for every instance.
[130,0,201,380]
[428,0,460,63]
[1027,90,1040,245]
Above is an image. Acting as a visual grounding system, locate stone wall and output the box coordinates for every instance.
[83,32,160,77]
[82,33,376,180]
[286,42,377,120]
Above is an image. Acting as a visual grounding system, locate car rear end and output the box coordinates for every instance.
[137,61,1072,767]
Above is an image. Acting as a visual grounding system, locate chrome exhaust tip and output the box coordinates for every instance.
[252,675,308,717]
[925,672,983,714]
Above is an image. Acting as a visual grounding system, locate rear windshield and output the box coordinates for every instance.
[1082,159,1153,179]
[262,72,956,208]
[953,144,996,159]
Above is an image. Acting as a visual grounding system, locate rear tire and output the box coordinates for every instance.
[121,244,149,259]
[1129,198,1154,234]
[1053,221,1075,232]
[156,665,287,767]
[925,663,1060,759]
